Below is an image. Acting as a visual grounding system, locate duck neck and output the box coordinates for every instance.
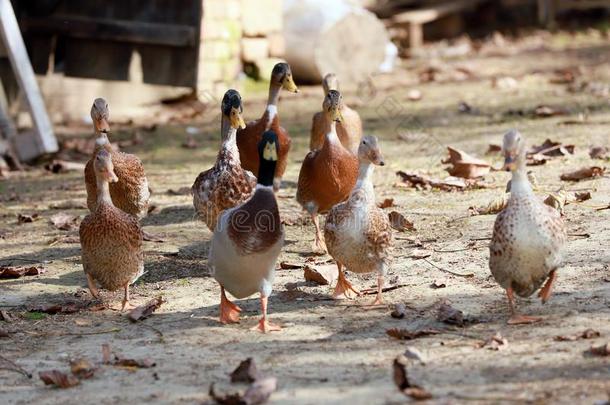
[267,83,281,108]
[324,119,340,146]
[220,115,239,160]
[353,161,375,204]
[510,154,532,196]
[96,177,113,206]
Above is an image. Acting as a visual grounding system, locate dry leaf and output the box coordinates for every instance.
[469,195,508,216]
[0,310,16,322]
[378,198,394,209]
[114,357,156,369]
[588,343,610,357]
[44,160,86,174]
[0,265,46,279]
[230,358,261,384]
[589,146,609,160]
[443,147,491,179]
[391,303,406,319]
[544,191,567,215]
[486,144,502,154]
[479,332,508,350]
[70,358,96,379]
[574,191,592,202]
[396,171,475,191]
[49,213,80,231]
[39,370,80,388]
[242,377,277,405]
[534,105,568,117]
[437,302,464,326]
[388,211,414,232]
[73,318,91,327]
[393,355,432,400]
[28,302,88,314]
[554,329,600,342]
[303,264,338,286]
[279,261,301,270]
[560,167,605,181]
[386,328,442,340]
[527,153,548,166]
[127,296,166,322]
[530,139,574,157]
[142,231,165,243]
[17,213,39,224]
[430,281,446,289]
[403,347,426,365]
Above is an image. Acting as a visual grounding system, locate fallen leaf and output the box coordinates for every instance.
[387,328,442,340]
[396,171,476,191]
[469,195,508,216]
[230,358,261,384]
[242,377,277,404]
[408,249,431,260]
[47,235,80,246]
[560,167,605,182]
[113,357,156,369]
[49,213,80,231]
[443,147,491,179]
[44,160,86,174]
[588,343,610,356]
[388,211,414,232]
[430,281,446,289]
[17,213,39,224]
[589,146,609,160]
[393,355,432,400]
[554,329,600,342]
[209,384,243,405]
[549,68,577,84]
[28,302,88,315]
[303,264,338,286]
[458,101,477,114]
[574,191,592,202]
[0,310,16,322]
[0,265,46,279]
[378,198,394,209]
[486,144,502,155]
[391,303,406,319]
[544,191,567,215]
[534,105,568,117]
[403,347,426,364]
[39,370,80,388]
[479,332,508,350]
[166,187,191,196]
[279,261,302,270]
[527,153,548,166]
[437,302,464,326]
[142,231,165,243]
[70,358,96,379]
[530,139,574,157]
[73,318,92,327]
[127,296,166,322]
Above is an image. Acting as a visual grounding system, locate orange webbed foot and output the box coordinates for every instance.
[333,275,360,300]
[219,290,242,324]
[250,318,282,333]
[507,314,542,325]
[537,270,557,304]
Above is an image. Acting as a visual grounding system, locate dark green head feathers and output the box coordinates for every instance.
[221,89,242,117]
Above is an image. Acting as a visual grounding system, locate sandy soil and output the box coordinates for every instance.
[1,31,609,404]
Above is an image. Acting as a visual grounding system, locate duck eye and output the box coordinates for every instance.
[362,140,367,145]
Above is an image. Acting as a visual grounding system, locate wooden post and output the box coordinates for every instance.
[0,0,57,159]
[408,22,423,49]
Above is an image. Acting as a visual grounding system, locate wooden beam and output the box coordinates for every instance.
[392,0,482,24]
[0,0,57,158]
[21,15,197,48]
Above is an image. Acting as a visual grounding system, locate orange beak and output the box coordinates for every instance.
[95,118,110,134]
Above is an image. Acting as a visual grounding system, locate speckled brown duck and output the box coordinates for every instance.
[191,89,256,231]
[236,62,298,191]
[310,73,362,154]
[79,149,144,310]
[296,90,359,253]
[324,135,392,305]
[489,129,567,325]
[209,130,285,333]
[84,98,150,218]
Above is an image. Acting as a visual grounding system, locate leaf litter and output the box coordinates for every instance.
[393,355,432,400]
[210,358,277,405]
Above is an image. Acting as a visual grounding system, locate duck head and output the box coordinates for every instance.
[271,63,298,93]
[323,90,344,123]
[502,129,525,172]
[94,149,118,183]
[358,135,385,166]
[257,130,279,187]
[91,98,110,134]
[322,73,339,93]
[221,89,246,129]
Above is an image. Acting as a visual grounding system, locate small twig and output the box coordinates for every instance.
[568,233,590,238]
[423,258,475,278]
[361,284,407,295]
[0,355,32,378]
[470,236,492,241]
[433,247,471,253]
[28,328,121,337]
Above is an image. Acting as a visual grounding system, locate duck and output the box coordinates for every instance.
[296,90,359,253]
[209,130,285,333]
[79,149,144,310]
[324,135,392,305]
[236,62,298,191]
[489,129,567,325]
[192,89,256,231]
[84,98,150,218]
[310,73,362,154]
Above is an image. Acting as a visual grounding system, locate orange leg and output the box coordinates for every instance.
[219,286,242,324]
[333,263,360,300]
[121,283,135,311]
[86,274,100,299]
[311,213,327,254]
[538,270,557,304]
[250,295,281,333]
[369,274,384,306]
[506,288,542,325]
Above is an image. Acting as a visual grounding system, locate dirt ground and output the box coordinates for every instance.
[1,31,609,405]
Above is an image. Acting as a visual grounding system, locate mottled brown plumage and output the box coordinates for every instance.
[489,129,566,324]
[297,90,358,252]
[80,149,144,310]
[324,136,392,304]
[192,90,256,231]
[237,63,298,191]
[310,74,362,154]
[84,98,150,218]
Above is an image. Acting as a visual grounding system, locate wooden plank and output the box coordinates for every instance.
[392,0,482,24]
[21,15,197,47]
[0,0,57,157]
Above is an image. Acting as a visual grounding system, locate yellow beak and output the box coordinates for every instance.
[282,75,299,93]
[230,108,246,129]
[330,107,343,123]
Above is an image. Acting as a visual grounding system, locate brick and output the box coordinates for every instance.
[267,32,285,57]
[241,37,269,62]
